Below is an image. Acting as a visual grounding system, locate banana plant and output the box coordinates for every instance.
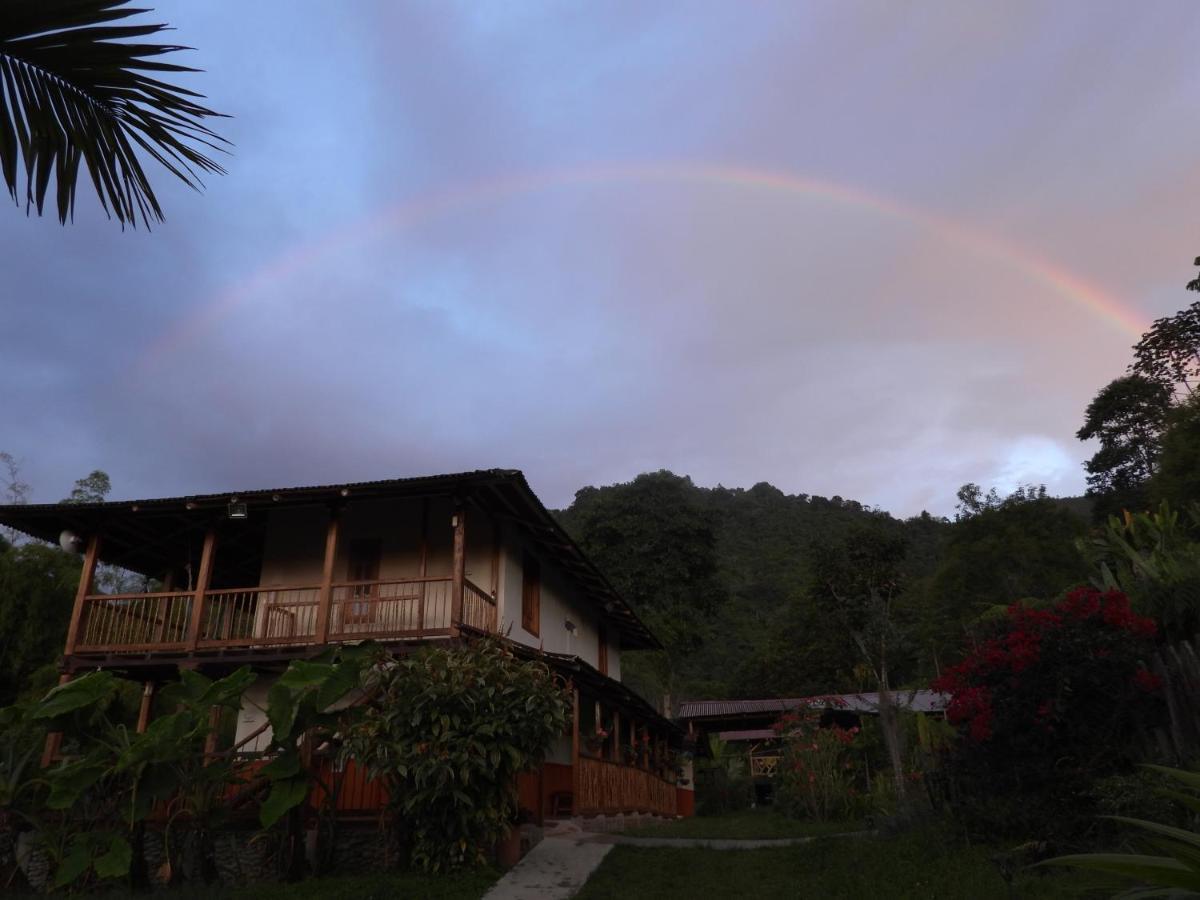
[1038,765,1200,897]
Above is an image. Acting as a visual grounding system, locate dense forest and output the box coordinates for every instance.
[555,471,1093,706]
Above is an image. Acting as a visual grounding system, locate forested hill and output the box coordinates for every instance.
[555,471,1092,707]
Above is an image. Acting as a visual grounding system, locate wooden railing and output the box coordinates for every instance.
[73,577,496,654]
[577,756,678,817]
[461,580,498,633]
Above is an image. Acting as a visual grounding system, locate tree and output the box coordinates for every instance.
[1128,260,1200,396]
[0,0,226,228]
[808,524,915,819]
[1076,375,1174,516]
[1151,393,1200,510]
[0,452,31,545]
[558,471,726,707]
[62,470,111,504]
[0,542,81,705]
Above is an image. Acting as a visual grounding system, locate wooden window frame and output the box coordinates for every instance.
[521,552,540,637]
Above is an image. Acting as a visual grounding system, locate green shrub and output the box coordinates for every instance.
[342,639,571,872]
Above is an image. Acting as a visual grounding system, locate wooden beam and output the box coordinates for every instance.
[313,509,340,644]
[63,534,102,656]
[450,501,465,632]
[185,529,218,652]
[136,681,155,733]
[202,705,221,763]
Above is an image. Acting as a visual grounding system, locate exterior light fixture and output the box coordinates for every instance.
[227,500,248,519]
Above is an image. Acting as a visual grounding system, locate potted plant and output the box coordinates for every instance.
[585,726,609,755]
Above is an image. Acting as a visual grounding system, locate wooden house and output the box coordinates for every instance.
[0,469,689,822]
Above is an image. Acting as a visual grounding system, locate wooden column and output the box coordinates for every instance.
[571,686,580,817]
[136,682,156,733]
[450,502,466,632]
[417,499,429,629]
[202,705,221,763]
[185,529,218,652]
[314,509,340,644]
[612,710,621,763]
[63,534,101,656]
[40,673,73,768]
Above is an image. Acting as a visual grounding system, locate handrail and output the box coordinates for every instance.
[463,579,497,605]
[331,575,452,588]
[83,590,195,601]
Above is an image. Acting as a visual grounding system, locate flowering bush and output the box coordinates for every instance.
[932,586,1165,840]
[773,708,861,822]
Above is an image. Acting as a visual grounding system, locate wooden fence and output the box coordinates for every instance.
[577,757,677,816]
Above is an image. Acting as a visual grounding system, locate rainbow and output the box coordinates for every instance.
[140,161,1148,368]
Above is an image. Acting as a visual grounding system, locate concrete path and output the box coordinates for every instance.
[482,836,613,900]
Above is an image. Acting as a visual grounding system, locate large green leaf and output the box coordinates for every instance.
[1039,853,1200,892]
[31,671,116,719]
[93,834,132,879]
[53,834,93,888]
[259,775,309,829]
[267,681,297,741]
[45,759,107,809]
[0,0,227,227]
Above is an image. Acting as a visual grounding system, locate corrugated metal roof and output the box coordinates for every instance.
[717,729,777,742]
[677,690,947,720]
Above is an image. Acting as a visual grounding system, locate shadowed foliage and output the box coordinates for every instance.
[0,0,226,227]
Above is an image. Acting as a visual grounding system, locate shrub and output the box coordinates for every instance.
[773,709,860,822]
[932,586,1166,842]
[342,639,571,872]
[694,735,752,816]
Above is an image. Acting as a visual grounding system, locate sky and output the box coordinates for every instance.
[3,1,1200,517]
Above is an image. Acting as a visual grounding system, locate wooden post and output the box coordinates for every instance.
[136,682,155,733]
[571,686,580,818]
[185,529,218,652]
[202,705,221,763]
[40,673,72,767]
[63,534,101,656]
[314,509,340,644]
[417,499,429,629]
[612,710,621,764]
[450,502,465,631]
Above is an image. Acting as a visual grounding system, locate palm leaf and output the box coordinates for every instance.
[0,0,227,227]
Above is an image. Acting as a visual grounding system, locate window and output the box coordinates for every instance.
[521,552,540,636]
[598,626,608,676]
[346,538,381,624]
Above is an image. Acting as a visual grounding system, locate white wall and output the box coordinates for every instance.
[498,531,623,681]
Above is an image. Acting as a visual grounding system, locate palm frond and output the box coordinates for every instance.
[0,0,228,228]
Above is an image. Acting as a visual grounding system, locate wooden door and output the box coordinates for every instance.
[346,538,381,624]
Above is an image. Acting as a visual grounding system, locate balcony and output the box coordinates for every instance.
[72,576,497,656]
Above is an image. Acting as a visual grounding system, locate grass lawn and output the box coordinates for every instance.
[624,808,861,839]
[229,868,502,900]
[575,829,1109,899]
[20,868,502,900]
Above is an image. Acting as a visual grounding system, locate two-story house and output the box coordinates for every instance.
[0,469,690,821]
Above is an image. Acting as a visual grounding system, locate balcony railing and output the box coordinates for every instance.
[576,756,678,817]
[74,576,497,655]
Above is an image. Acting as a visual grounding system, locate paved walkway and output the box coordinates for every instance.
[482,836,613,900]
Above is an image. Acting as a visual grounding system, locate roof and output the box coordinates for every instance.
[717,729,777,742]
[0,468,659,650]
[677,690,948,720]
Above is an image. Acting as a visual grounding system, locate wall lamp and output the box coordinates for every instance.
[227,499,248,520]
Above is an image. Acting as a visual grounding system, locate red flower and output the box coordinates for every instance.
[1133,669,1163,693]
